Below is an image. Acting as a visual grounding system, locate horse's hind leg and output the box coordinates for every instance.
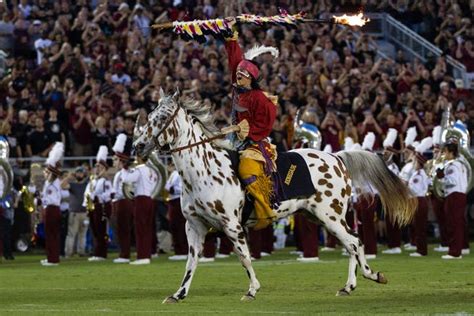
[223,224,260,301]
[163,220,207,304]
[320,214,360,296]
[322,214,387,296]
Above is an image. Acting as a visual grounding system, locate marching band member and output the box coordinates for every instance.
[0,135,13,260]
[400,126,418,251]
[428,126,449,252]
[40,142,64,266]
[382,128,402,254]
[121,154,158,265]
[200,232,234,262]
[436,137,469,259]
[399,126,417,183]
[87,146,112,262]
[111,134,134,264]
[165,162,188,261]
[357,133,378,259]
[409,137,433,257]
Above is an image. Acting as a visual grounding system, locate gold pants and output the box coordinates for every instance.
[238,157,275,230]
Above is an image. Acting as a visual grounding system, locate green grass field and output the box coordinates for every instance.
[1,246,473,315]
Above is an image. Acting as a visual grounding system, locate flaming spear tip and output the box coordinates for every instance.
[332,12,370,27]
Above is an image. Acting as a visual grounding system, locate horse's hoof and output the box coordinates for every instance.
[240,294,255,302]
[162,296,179,304]
[336,289,351,296]
[377,272,388,284]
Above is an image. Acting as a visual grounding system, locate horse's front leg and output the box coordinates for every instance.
[163,220,207,304]
[223,224,261,301]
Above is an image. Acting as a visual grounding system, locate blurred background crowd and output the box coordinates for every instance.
[0,0,472,161]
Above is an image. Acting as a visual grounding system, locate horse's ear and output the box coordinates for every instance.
[159,87,165,99]
[172,87,180,101]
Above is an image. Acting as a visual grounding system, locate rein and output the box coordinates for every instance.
[152,106,228,155]
[167,133,226,154]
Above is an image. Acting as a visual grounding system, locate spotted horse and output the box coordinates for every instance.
[133,90,417,303]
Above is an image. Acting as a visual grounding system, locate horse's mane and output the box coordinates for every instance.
[180,98,220,136]
[155,92,233,150]
[181,98,234,150]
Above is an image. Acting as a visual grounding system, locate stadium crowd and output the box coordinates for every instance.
[0,0,473,263]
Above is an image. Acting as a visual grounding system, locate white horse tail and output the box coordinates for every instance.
[336,150,417,226]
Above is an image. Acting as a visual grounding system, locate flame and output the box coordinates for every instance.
[333,13,370,26]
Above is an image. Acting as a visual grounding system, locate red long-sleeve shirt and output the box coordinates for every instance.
[225,40,277,142]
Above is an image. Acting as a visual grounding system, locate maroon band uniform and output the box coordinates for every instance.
[122,164,158,260]
[42,178,62,264]
[112,168,134,259]
[86,176,113,259]
[438,158,469,257]
[408,169,430,255]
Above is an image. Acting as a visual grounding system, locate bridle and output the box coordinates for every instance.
[147,105,226,155]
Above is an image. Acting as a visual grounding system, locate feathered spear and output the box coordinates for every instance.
[152,11,369,43]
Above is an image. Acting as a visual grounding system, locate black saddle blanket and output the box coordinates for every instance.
[275,151,315,200]
[226,150,315,201]
[226,150,315,225]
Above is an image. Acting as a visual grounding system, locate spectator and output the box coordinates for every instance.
[0,13,15,53]
[64,166,89,258]
[25,117,52,157]
[34,30,52,65]
[70,103,94,156]
[320,110,342,152]
[44,107,66,144]
[91,115,110,153]
[111,64,131,86]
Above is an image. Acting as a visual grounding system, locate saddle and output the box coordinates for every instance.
[226,150,316,225]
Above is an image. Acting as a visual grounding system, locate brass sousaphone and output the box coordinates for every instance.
[293,108,322,150]
[431,105,473,198]
[122,151,168,200]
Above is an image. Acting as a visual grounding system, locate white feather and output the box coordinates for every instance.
[113,134,127,153]
[415,137,433,154]
[405,127,417,146]
[383,128,398,148]
[432,126,442,145]
[96,145,108,162]
[344,137,354,151]
[362,132,376,151]
[244,45,279,61]
[323,144,332,153]
[46,142,64,167]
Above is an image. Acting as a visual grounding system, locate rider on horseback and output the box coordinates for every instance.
[221,18,279,230]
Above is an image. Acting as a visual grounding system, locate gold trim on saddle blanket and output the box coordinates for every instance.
[284,164,297,185]
[239,143,277,170]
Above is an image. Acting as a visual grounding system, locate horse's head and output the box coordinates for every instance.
[133,89,181,157]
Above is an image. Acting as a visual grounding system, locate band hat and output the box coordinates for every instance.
[383,128,398,154]
[112,133,129,161]
[343,137,354,151]
[432,125,442,148]
[96,145,109,168]
[46,142,64,176]
[362,132,375,152]
[415,137,433,165]
[405,126,417,147]
[323,144,332,153]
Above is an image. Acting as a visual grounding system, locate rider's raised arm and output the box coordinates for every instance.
[224,18,243,83]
